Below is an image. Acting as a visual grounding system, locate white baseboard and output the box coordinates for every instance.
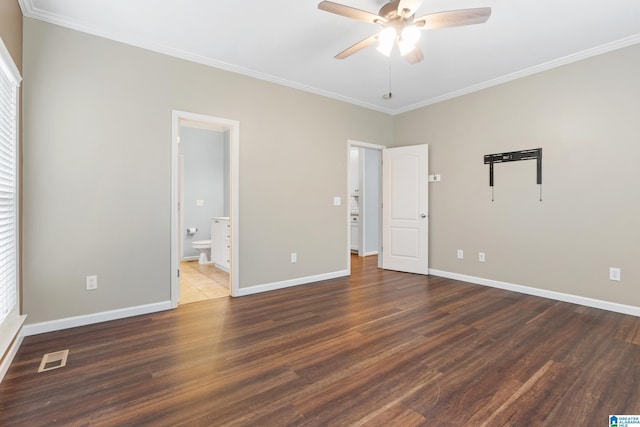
[429,269,640,317]
[236,270,350,296]
[22,301,173,336]
[363,251,379,256]
[21,270,349,335]
[214,263,230,273]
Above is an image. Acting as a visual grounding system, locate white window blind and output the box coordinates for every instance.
[0,39,20,327]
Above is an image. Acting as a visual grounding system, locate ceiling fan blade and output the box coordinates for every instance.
[404,45,424,64]
[415,7,492,30]
[335,34,379,59]
[397,0,425,17]
[318,1,384,24]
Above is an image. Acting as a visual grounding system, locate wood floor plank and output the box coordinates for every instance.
[360,403,427,427]
[1,255,640,426]
[478,360,581,426]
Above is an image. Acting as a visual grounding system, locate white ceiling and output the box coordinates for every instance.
[20,0,640,114]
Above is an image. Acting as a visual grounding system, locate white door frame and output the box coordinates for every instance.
[347,140,386,272]
[171,110,240,306]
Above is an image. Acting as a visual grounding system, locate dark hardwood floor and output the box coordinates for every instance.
[2,255,640,426]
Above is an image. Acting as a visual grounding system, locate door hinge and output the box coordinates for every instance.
[177,269,180,278]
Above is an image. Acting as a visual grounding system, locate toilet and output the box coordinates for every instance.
[192,240,212,264]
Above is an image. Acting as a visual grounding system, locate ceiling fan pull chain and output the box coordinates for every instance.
[383,62,392,99]
[388,62,392,98]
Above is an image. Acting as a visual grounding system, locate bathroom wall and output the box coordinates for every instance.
[349,148,359,215]
[363,148,380,255]
[223,130,230,217]
[180,126,225,259]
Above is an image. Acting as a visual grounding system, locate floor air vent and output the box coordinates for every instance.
[38,349,69,373]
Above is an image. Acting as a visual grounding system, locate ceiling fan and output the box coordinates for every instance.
[318,0,491,64]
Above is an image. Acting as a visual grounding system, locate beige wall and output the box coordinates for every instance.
[21,15,640,325]
[394,44,640,307]
[22,18,393,324]
[0,0,22,71]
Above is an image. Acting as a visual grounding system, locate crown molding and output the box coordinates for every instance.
[19,0,640,116]
[19,0,394,114]
[393,33,640,115]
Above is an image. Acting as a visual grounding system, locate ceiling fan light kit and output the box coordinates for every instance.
[376,27,396,56]
[318,0,491,64]
[398,26,421,56]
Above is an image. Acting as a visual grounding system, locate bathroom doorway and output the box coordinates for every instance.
[179,126,228,303]
[347,140,384,272]
[171,111,240,307]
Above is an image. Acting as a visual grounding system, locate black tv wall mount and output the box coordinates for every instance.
[483,148,542,201]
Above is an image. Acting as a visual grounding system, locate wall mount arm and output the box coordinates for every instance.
[483,148,542,201]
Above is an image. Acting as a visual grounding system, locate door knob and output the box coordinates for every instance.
[420,213,427,218]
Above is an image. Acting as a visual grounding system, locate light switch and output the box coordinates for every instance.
[333,197,341,206]
[196,199,204,207]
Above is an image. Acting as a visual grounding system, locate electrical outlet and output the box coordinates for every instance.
[86,275,98,290]
[609,267,621,281]
[479,252,486,262]
[457,249,464,259]
[291,252,297,263]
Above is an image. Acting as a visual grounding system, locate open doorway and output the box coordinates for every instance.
[347,140,385,272]
[171,111,240,307]
[178,126,229,303]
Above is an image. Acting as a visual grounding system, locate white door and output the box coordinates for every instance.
[382,145,429,274]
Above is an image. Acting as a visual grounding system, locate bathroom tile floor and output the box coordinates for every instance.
[179,261,229,304]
